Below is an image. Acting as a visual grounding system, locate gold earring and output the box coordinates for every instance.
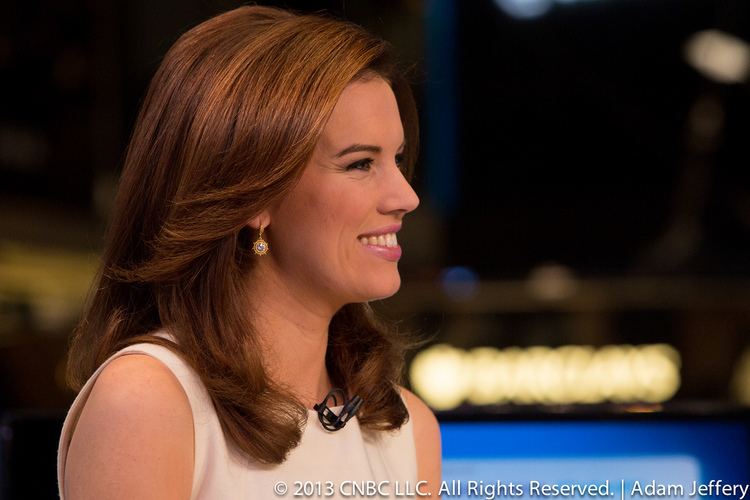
[252,224,269,256]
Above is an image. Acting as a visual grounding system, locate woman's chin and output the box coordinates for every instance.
[362,274,402,302]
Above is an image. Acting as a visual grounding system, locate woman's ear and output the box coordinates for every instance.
[247,212,271,231]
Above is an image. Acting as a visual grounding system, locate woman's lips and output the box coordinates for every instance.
[357,226,403,262]
[359,241,402,261]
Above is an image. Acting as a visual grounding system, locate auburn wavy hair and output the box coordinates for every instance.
[66,5,421,465]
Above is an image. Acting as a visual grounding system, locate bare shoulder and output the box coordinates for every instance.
[64,353,194,500]
[400,386,440,437]
[399,386,442,497]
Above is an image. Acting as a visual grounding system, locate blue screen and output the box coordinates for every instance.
[440,420,749,500]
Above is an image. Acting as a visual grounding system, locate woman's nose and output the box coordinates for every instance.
[380,165,420,216]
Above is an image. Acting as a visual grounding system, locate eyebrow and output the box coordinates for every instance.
[334,141,406,158]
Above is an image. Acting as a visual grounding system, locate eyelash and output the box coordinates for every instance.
[345,154,406,172]
[346,158,374,171]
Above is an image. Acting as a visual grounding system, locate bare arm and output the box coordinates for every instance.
[401,386,442,498]
[64,354,194,500]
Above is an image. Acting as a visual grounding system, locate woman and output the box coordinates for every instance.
[57,5,441,500]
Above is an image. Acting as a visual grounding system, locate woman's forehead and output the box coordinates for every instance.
[317,78,404,154]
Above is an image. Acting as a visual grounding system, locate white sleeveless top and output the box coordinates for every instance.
[57,335,418,499]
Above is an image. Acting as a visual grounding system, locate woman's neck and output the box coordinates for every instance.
[246,264,339,410]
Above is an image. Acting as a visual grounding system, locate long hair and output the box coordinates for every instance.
[66,5,421,465]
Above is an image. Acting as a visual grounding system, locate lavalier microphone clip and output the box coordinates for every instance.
[313,388,363,432]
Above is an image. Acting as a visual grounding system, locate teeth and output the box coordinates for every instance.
[359,233,399,247]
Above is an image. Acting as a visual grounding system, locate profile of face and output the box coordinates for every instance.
[262,76,420,310]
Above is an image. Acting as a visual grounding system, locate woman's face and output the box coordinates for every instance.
[266,76,420,309]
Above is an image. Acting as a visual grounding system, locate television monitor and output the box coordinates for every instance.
[439,407,750,500]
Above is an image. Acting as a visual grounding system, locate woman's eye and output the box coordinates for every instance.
[395,153,405,167]
[346,158,374,171]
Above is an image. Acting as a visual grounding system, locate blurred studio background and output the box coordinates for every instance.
[1,0,750,487]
